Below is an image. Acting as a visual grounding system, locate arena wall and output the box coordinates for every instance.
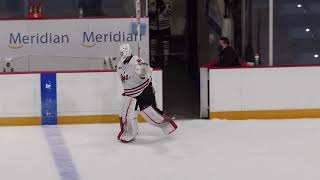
[0,70,162,126]
[201,66,320,120]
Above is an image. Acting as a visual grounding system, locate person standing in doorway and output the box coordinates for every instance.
[149,0,172,68]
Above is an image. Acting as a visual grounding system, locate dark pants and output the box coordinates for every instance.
[150,28,171,68]
[135,83,162,114]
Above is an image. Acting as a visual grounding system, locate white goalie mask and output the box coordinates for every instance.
[119,44,132,62]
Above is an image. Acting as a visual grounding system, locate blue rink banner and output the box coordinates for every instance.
[41,74,57,125]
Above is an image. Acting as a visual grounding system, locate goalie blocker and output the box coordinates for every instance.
[117,44,177,143]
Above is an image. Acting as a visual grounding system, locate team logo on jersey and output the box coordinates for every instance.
[120,72,129,83]
[137,59,142,65]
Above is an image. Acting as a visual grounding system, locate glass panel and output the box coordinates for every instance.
[0,0,25,18]
[149,0,175,68]
[42,0,78,18]
[274,0,320,65]
[244,0,270,66]
[101,0,136,17]
[206,0,223,63]
[0,0,146,18]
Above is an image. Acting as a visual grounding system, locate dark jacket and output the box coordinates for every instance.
[218,46,240,67]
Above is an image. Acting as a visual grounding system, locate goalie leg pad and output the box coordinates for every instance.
[161,116,178,135]
[140,106,164,126]
[118,96,138,142]
[140,106,178,135]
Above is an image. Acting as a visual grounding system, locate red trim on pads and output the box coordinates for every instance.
[125,99,133,124]
[168,120,178,130]
[117,119,124,141]
[142,111,162,125]
[118,98,133,141]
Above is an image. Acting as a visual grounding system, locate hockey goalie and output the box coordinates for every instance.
[117,44,178,143]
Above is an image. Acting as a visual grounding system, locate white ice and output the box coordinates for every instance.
[0,119,320,180]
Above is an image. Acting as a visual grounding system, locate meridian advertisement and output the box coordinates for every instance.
[0,18,149,63]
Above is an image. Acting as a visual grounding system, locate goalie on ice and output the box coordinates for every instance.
[117,44,178,143]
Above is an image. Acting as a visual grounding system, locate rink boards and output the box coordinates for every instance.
[201,66,320,120]
[0,70,162,126]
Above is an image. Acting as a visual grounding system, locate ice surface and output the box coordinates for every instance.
[0,119,320,180]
